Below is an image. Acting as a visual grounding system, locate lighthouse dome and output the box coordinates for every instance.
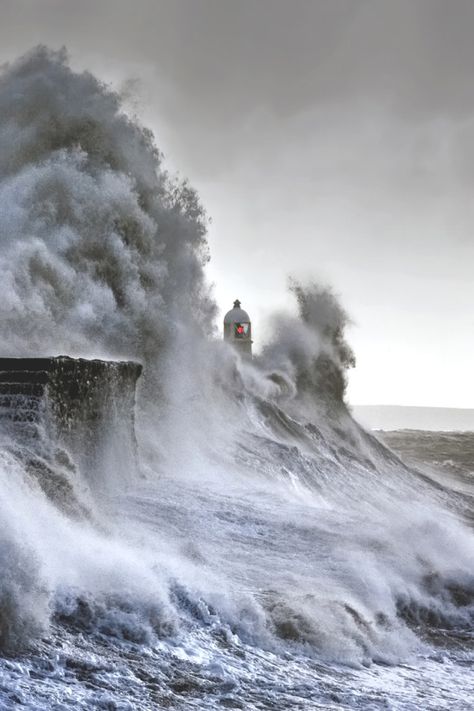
[224,299,250,324]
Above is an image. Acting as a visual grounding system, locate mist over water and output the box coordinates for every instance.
[0,47,473,710]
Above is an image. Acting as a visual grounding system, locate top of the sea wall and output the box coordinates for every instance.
[0,355,142,376]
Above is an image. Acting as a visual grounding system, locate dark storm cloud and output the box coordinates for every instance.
[3,0,474,121]
[3,0,474,185]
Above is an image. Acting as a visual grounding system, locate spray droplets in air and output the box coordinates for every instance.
[260,280,355,407]
[0,45,215,366]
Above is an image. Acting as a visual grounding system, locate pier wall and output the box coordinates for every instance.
[0,356,142,478]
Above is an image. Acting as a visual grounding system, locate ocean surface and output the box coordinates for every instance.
[0,47,473,710]
[1,405,473,711]
[353,406,474,433]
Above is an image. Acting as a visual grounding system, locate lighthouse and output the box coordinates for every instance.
[223,299,252,357]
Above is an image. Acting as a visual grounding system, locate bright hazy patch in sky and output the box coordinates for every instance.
[0,0,473,407]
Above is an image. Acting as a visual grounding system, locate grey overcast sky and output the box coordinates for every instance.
[1,0,473,407]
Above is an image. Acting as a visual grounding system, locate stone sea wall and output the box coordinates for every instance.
[0,356,142,479]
